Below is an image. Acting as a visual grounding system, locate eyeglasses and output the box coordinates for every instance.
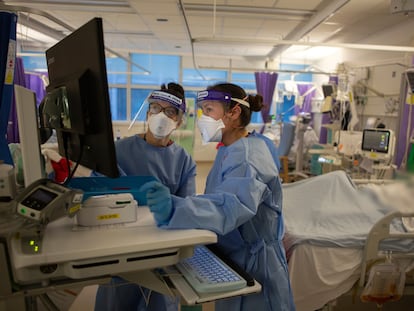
[149,103,179,118]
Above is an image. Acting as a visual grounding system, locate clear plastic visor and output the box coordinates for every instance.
[196,90,249,108]
[148,90,185,111]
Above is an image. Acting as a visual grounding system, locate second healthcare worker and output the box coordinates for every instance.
[140,83,295,311]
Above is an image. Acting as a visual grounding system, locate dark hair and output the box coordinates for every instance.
[160,82,186,113]
[160,82,184,98]
[207,83,263,127]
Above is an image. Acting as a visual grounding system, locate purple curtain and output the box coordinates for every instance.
[318,76,338,144]
[7,58,47,143]
[328,75,338,85]
[7,57,26,143]
[25,73,47,105]
[396,90,414,168]
[395,58,414,168]
[295,84,316,115]
[255,72,278,128]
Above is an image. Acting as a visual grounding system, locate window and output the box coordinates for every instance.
[21,54,47,72]
[130,88,152,121]
[231,72,256,90]
[182,69,227,88]
[131,54,180,85]
[106,57,127,84]
[20,52,315,125]
[109,87,127,120]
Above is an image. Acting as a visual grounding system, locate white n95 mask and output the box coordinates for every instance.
[148,113,177,138]
[197,114,225,144]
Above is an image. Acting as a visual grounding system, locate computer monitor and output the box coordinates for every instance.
[405,69,414,93]
[361,129,395,161]
[42,17,119,178]
[322,84,336,98]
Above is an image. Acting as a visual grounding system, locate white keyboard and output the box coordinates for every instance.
[176,245,247,294]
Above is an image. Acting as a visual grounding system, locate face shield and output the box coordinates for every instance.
[196,90,250,110]
[148,90,186,113]
[128,90,186,131]
[196,90,231,109]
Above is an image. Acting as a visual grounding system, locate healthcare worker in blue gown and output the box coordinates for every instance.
[94,82,196,311]
[140,83,296,311]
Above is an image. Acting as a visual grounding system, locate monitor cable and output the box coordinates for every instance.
[61,133,84,185]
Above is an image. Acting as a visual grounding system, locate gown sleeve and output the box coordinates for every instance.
[164,140,275,235]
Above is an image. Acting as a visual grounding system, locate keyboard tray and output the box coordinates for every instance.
[168,265,261,305]
[175,245,246,294]
[170,245,261,305]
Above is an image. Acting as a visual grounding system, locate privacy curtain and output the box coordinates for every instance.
[319,75,337,144]
[0,12,17,165]
[255,72,278,130]
[296,84,315,115]
[6,57,48,144]
[396,83,414,168]
[7,56,25,143]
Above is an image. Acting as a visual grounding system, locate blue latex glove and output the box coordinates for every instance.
[139,181,173,225]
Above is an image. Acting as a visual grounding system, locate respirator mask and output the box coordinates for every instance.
[148,113,177,138]
[197,114,225,144]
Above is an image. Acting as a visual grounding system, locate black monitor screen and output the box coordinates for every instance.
[322,84,335,98]
[406,70,414,93]
[361,129,391,154]
[44,18,119,178]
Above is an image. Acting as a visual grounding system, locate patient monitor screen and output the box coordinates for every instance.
[361,129,391,154]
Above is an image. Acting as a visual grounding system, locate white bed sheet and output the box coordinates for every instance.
[282,171,414,311]
[282,171,414,253]
[288,244,361,311]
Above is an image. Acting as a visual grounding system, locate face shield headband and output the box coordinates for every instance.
[196,90,250,108]
[148,90,186,112]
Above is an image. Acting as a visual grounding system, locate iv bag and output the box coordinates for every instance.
[360,262,405,305]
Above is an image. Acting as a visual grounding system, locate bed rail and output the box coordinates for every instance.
[359,211,414,286]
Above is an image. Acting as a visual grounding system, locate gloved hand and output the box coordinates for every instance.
[139,181,173,225]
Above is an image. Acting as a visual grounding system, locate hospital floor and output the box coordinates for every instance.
[323,291,414,310]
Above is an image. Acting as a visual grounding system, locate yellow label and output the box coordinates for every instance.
[407,94,414,105]
[68,204,81,215]
[97,214,120,220]
[5,40,16,84]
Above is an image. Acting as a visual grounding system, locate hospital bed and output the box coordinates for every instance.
[282,171,414,311]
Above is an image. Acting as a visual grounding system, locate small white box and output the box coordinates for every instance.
[0,163,16,199]
[76,193,138,226]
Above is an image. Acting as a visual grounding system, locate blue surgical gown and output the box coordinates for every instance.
[250,130,281,170]
[95,134,196,311]
[162,136,295,311]
[115,135,196,197]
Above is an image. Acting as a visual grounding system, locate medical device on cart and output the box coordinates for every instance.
[359,128,396,179]
[12,178,83,258]
[15,178,82,226]
[75,193,138,227]
[361,129,395,162]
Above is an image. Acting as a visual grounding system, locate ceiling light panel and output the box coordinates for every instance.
[16,24,57,43]
[4,0,130,10]
[17,14,69,33]
[183,4,313,19]
[127,1,182,14]
[271,0,322,11]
